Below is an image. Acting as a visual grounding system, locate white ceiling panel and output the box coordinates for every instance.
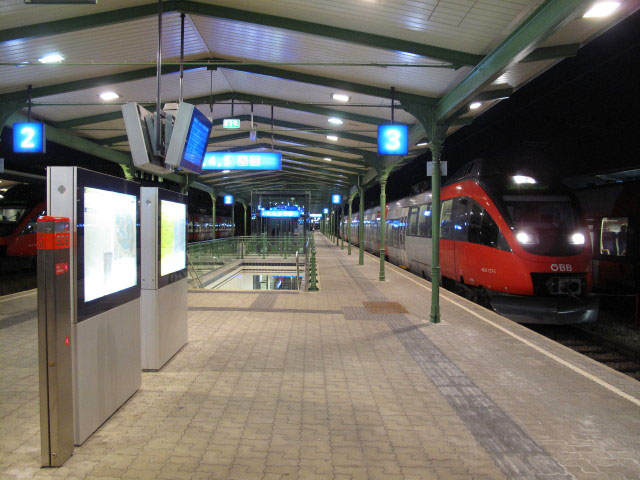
[192,15,471,97]
[0,13,208,94]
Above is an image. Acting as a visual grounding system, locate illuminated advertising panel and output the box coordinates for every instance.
[160,199,186,277]
[202,152,282,170]
[377,124,409,155]
[83,187,137,303]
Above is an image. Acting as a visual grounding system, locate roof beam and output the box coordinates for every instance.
[0,55,434,108]
[0,2,580,67]
[435,0,584,121]
[0,3,165,44]
[3,112,192,187]
[52,91,386,129]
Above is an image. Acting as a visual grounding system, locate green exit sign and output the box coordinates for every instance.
[223,118,241,129]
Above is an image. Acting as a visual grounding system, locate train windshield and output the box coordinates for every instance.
[502,195,585,256]
[0,206,28,236]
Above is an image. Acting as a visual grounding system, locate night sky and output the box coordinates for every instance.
[379,7,640,208]
[2,8,639,213]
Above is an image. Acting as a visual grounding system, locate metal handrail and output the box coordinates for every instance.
[187,235,308,288]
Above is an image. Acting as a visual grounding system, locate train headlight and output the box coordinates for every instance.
[516,231,538,245]
[569,233,585,245]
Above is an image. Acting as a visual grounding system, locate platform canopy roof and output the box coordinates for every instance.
[0,0,637,210]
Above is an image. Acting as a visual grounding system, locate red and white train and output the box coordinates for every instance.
[0,184,234,267]
[342,160,599,324]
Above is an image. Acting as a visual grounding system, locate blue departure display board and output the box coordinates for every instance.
[180,109,211,174]
[224,195,234,205]
[261,210,301,218]
[332,194,342,204]
[202,152,282,170]
[377,124,408,155]
[13,122,45,153]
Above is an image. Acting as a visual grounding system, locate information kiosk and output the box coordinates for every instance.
[47,167,141,445]
[140,188,188,370]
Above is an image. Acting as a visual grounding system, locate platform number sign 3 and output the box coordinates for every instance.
[377,124,408,156]
[13,122,45,153]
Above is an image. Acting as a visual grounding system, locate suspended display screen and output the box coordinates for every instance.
[160,199,186,277]
[202,152,282,170]
[83,187,138,303]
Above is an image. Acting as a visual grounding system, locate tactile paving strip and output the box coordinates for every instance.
[338,257,572,479]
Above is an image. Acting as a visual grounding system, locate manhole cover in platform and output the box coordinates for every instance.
[363,301,408,314]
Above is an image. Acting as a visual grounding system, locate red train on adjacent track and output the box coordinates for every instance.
[0,184,233,268]
[343,160,599,324]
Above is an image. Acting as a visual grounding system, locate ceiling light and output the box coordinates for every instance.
[99,91,121,101]
[327,135,338,141]
[222,170,230,173]
[323,157,332,162]
[38,53,65,63]
[331,93,350,102]
[583,2,620,18]
[416,141,429,147]
[469,102,482,110]
[328,117,343,125]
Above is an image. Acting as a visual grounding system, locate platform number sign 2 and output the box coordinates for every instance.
[13,122,45,153]
[377,124,408,156]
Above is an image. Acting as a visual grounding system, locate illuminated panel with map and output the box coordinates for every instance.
[75,169,141,322]
[160,199,186,277]
[83,187,137,302]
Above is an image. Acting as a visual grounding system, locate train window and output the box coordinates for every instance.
[19,210,46,235]
[452,198,469,242]
[440,199,453,240]
[418,204,432,237]
[408,207,419,236]
[469,201,502,249]
[600,217,629,256]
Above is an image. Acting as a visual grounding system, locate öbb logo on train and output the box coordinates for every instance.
[550,263,573,272]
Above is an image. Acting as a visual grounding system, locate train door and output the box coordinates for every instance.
[440,199,455,279]
[452,198,469,282]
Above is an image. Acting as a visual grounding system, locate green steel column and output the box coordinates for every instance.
[209,192,217,239]
[347,195,354,255]
[243,203,247,235]
[336,209,339,246]
[120,163,135,180]
[358,184,364,265]
[231,201,235,237]
[430,139,443,323]
[379,172,388,281]
[340,207,344,249]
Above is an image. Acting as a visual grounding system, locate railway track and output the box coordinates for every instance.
[529,325,640,381]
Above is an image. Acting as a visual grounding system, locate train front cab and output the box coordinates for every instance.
[437,179,598,324]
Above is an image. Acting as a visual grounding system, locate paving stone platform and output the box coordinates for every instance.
[1,233,639,479]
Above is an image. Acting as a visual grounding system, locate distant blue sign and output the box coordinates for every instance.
[13,122,45,153]
[223,195,234,205]
[323,208,329,214]
[261,210,301,218]
[202,152,282,170]
[332,194,342,204]
[377,124,408,155]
